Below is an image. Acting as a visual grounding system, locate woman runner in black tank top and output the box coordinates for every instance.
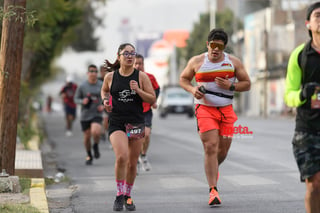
[110,68,144,123]
[101,43,156,211]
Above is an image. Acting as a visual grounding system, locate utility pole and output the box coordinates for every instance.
[0,0,26,175]
[170,43,177,85]
[263,13,268,118]
[209,0,216,30]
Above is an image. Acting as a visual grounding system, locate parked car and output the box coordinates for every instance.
[158,86,194,118]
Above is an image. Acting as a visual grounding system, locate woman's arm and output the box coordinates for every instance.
[133,71,156,104]
[101,72,113,112]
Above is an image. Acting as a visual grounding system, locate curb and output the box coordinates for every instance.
[28,114,49,213]
[30,178,49,213]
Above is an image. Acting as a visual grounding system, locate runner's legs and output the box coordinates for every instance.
[110,131,129,180]
[200,129,219,188]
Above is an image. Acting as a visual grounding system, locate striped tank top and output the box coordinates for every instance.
[195,52,235,107]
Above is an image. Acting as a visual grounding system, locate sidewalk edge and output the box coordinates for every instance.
[30,178,49,213]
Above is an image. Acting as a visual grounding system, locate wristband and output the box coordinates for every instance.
[229,83,235,91]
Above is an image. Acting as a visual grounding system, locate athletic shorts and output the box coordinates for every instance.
[292,131,320,182]
[108,118,145,137]
[103,109,110,118]
[65,105,76,117]
[144,110,153,128]
[80,117,102,131]
[195,104,237,136]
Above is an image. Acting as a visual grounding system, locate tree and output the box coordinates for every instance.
[183,8,243,61]
[0,0,26,175]
[0,0,107,175]
[70,2,101,51]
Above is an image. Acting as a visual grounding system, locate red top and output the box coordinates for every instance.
[143,72,159,112]
[60,83,77,108]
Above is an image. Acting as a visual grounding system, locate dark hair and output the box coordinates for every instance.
[136,53,144,61]
[105,43,135,70]
[88,64,97,71]
[207,28,228,45]
[306,2,320,38]
[306,2,320,20]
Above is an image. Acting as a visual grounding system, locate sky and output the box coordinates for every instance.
[55,0,207,75]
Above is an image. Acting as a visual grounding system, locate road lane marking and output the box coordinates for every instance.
[225,160,258,172]
[159,177,207,189]
[224,174,279,186]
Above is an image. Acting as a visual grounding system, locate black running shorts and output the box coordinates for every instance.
[80,117,102,131]
[144,109,153,128]
[108,118,145,138]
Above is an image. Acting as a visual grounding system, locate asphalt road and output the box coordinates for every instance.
[41,109,306,213]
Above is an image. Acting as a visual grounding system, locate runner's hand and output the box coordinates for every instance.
[215,75,231,90]
[103,99,112,112]
[83,97,90,105]
[300,82,320,101]
[130,80,139,93]
[194,86,205,99]
[152,103,158,109]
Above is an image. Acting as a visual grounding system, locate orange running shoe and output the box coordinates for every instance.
[208,187,221,206]
[124,195,136,211]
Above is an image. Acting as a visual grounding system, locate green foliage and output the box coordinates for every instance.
[0,178,39,213]
[185,13,210,60]
[184,8,243,60]
[0,5,38,26]
[16,81,37,149]
[44,177,55,186]
[70,3,100,51]
[19,177,31,194]
[17,120,35,149]
[0,0,106,163]
[0,0,107,87]
[0,204,41,213]
[23,0,83,86]
[0,0,107,151]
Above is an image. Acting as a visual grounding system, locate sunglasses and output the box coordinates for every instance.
[208,41,225,50]
[88,70,98,73]
[119,51,137,58]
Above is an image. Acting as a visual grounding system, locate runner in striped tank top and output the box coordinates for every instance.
[195,52,236,107]
[180,28,251,207]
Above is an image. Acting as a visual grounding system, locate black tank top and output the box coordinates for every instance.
[110,69,144,123]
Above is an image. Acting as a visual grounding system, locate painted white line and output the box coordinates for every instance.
[224,174,279,186]
[225,160,258,172]
[159,177,207,189]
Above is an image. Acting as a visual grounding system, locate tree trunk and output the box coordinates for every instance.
[0,0,26,175]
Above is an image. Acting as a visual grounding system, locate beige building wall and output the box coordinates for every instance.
[242,5,309,117]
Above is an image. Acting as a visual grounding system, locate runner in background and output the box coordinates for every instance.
[46,95,53,113]
[74,64,104,165]
[59,75,78,136]
[134,54,160,171]
[98,65,110,144]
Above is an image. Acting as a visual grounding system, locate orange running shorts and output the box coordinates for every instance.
[195,104,238,136]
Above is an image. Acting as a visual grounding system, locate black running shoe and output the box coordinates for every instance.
[85,156,92,165]
[93,143,100,159]
[124,195,136,211]
[113,195,124,211]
